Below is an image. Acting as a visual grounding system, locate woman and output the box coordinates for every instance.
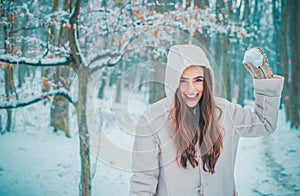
[130,44,284,196]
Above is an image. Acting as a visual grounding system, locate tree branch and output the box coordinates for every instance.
[0,88,74,109]
[0,54,74,66]
[89,35,137,74]
[88,50,121,66]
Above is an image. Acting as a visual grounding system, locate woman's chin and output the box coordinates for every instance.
[185,100,199,108]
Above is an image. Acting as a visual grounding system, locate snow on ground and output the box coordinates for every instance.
[0,84,299,196]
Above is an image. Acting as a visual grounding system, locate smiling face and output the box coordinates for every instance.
[179,66,204,108]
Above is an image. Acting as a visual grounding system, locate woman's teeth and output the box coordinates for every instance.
[185,94,198,99]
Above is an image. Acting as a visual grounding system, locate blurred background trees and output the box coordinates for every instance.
[0,0,299,195]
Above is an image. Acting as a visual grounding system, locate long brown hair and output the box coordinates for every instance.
[169,66,223,174]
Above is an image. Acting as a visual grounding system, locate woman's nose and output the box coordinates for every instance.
[186,82,196,93]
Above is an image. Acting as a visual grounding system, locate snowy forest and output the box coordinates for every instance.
[0,0,299,195]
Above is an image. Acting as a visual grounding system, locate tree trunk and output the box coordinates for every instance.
[281,0,290,121]
[4,0,18,132]
[193,29,210,53]
[48,0,71,137]
[76,67,91,196]
[272,0,284,108]
[50,0,60,44]
[149,57,166,104]
[214,0,224,69]
[194,0,209,9]
[223,35,231,101]
[51,66,71,137]
[115,63,123,103]
[237,65,246,106]
[67,0,91,194]
[288,0,300,127]
[238,0,251,106]
[18,10,29,88]
[98,70,106,99]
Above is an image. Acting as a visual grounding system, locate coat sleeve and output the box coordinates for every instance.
[130,115,160,196]
[227,75,284,137]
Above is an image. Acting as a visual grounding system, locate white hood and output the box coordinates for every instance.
[164,44,215,99]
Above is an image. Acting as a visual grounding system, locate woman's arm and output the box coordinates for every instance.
[226,47,285,137]
[228,75,284,137]
[130,116,160,196]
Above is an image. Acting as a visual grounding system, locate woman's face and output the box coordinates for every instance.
[179,66,204,108]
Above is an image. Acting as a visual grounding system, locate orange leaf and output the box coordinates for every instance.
[9,95,15,99]
[119,36,124,43]
[43,78,49,84]
[152,30,158,37]
[13,45,18,55]
[144,26,150,31]
[147,10,154,16]
[221,8,226,14]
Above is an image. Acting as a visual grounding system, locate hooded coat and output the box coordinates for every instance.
[130,45,284,196]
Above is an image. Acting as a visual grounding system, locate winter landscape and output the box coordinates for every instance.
[0,82,299,196]
[0,0,299,196]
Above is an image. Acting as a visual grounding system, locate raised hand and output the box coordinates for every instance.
[243,47,273,79]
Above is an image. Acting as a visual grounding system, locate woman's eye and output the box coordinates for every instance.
[180,79,186,83]
[195,79,203,82]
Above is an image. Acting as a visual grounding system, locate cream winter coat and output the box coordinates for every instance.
[130,45,284,196]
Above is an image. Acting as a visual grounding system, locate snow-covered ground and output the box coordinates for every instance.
[0,85,299,196]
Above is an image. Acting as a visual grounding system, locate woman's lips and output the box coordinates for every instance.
[184,94,198,101]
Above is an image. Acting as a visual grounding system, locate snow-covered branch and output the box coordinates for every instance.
[0,54,74,67]
[88,50,120,66]
[0,88,74,110]
[89,35,137,74]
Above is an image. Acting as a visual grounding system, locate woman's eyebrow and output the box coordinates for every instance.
[194,76,204,79]
[180,76,204,80]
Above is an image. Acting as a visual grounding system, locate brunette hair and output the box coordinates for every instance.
[170,66,223,174]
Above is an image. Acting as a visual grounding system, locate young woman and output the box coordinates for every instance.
[130,44,284,196]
